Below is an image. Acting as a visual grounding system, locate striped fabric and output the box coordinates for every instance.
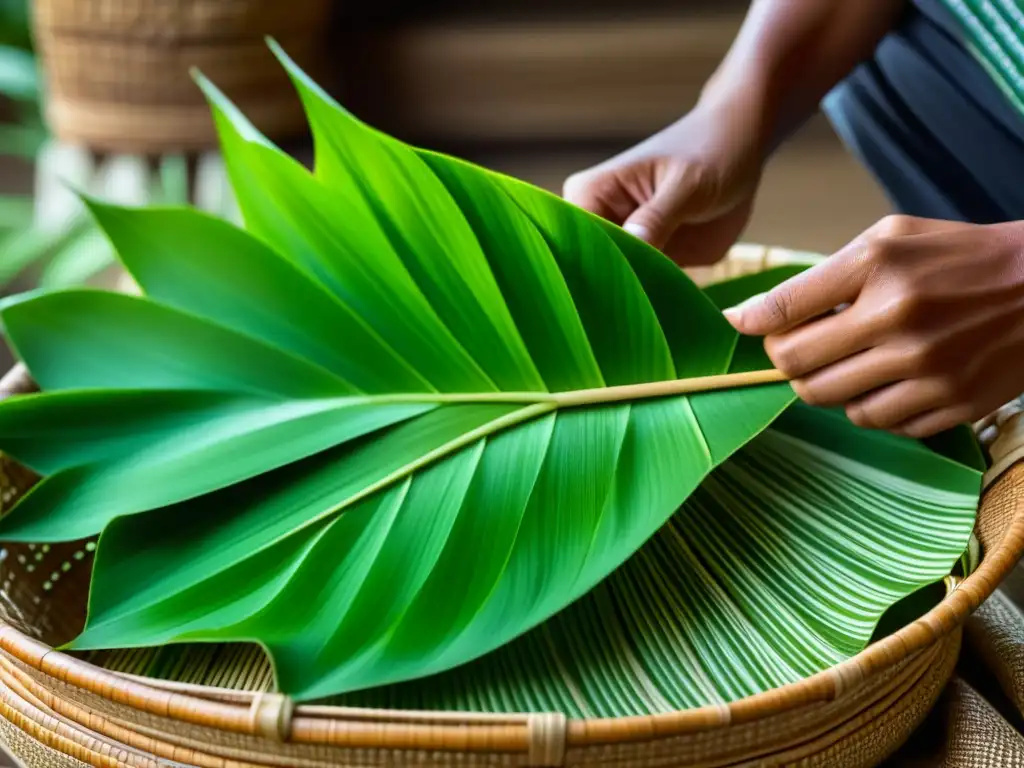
[939,0,1024,113]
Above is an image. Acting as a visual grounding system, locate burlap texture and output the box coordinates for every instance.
[886,565,1024,767]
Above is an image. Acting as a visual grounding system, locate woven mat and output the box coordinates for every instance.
[885,561,1024,767]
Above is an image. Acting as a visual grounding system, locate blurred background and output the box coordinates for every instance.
[0,0,890,375]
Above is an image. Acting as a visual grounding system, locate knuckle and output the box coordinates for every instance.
[865,237,899,267]
[877,214,913,238]
[846,402,875,429]
[763,338,801,376]
[673,159,716,197]
[884,291,925,326]
[561,171,590,199]
[904,341,942,374]
[938,374,970,404]
[563,168,617,205]
[886,259,916,285]
[901,422,930,439]
[791,379,819,406]
[766,288,794,327]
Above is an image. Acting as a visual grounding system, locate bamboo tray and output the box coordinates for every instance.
[0,244,1021,767]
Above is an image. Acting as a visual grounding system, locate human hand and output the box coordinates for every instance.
[562,97,766,266]
[723,216,1024,438]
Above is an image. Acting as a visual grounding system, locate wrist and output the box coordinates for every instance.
[697,66,783,161]
[1008,221,1024,286]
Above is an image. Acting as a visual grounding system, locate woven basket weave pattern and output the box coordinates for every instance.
[32,0,333,151]
[0,245,1019,767]
[35,0,330,37]
[0,644,943,767]
[42,36,322,105]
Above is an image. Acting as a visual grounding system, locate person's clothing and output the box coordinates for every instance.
[822,0,1024,223]
[933,0,1024,115]
[821,5,1024,766]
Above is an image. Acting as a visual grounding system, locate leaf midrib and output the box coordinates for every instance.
[368,369,786,407]
[86,372,787,631]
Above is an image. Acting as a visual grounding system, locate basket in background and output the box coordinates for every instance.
[31,0,334,153]
[0,245,1020,767]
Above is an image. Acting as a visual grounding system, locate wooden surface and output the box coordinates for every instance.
[338,11,743,143]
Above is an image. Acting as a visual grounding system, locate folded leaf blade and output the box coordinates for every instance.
[1,291,353,398]
[496,180,676,386]
[415,151,605,392]
[273,47,546,394]
[88,202,434,394]
[0,394,434,542]
[506,179,739,380]
[72,404,525,644]
[200,78,499,395]
[317,404,977,714]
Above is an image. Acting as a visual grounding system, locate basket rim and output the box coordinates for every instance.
[0,243,1020,754]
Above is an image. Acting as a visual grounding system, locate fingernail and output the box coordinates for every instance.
[623,222,652,242]
[723,292,771,331]
[724,292,766,320]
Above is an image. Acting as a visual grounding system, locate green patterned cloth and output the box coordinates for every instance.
[940,0,1024,113]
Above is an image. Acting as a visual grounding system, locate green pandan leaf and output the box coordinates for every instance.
[0,45,979,704]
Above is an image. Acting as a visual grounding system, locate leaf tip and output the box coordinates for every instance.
[267,36,354,123]
[267,38,308,85]
[192,68,229,110]
[189,66,210,90]
[191,70,273,151]
[265,36,286,60]
[72,189,111,219]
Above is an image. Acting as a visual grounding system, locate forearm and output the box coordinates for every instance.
[700,0,906,153]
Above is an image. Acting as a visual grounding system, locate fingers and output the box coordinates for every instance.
[565,155,728,251]
[894,405,976,439]
[723,246,868,336]
[722,215,934,337]
[842,374,994,437]
[622,193,686,249]
[562,170,636,225]
[764,306,877,380]
[719,213,1009,440]
[621,165,711,249]
[789,343,907,406]
[661,197,755,267]
[844,377,960,430]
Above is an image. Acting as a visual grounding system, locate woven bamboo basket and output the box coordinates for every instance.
[30,0,334,152]
[0,243,1021,767]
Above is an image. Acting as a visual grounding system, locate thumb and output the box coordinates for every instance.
[622,173,704,249]
[562,171,625,223]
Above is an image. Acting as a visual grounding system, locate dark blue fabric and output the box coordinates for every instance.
[821,1,1024,223]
